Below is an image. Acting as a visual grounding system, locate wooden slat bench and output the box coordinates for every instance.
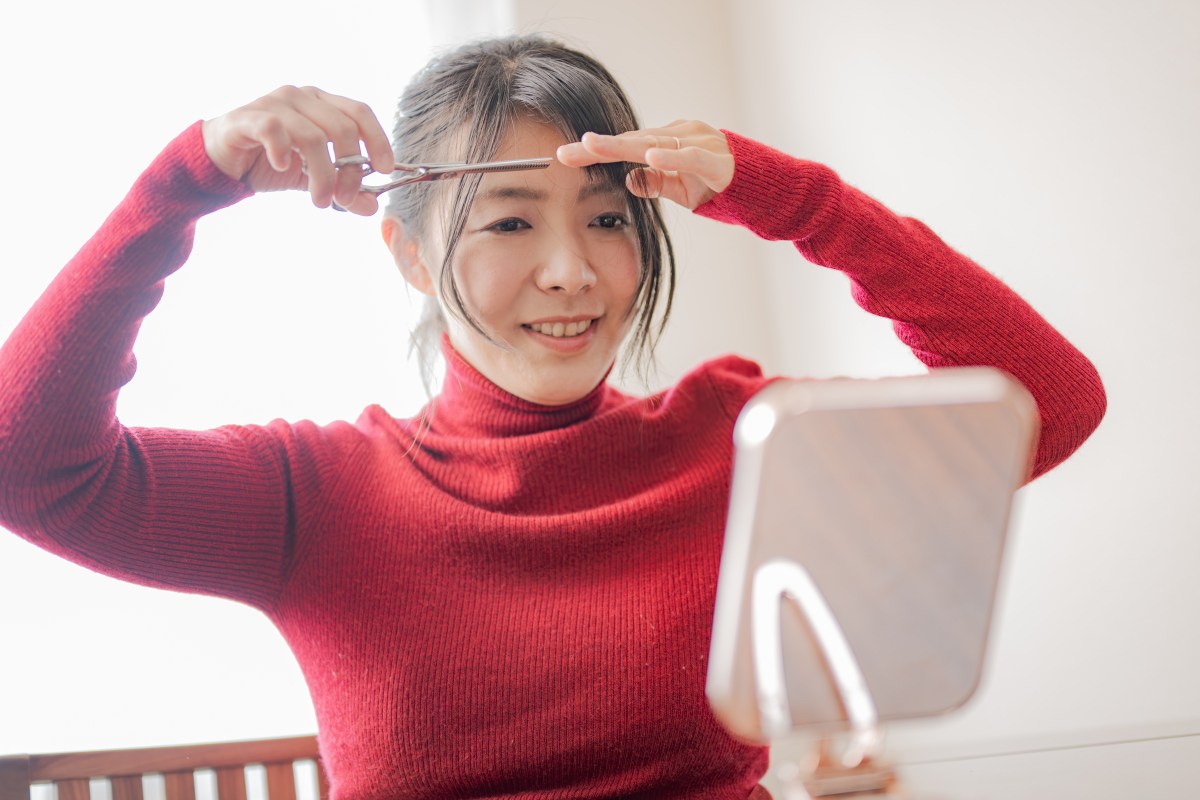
[0,736,326,800]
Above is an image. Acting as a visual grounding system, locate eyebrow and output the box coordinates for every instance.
[475,181,624,203]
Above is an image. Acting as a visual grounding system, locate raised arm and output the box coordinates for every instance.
[558,124,1106,480]
[0,87,392,607]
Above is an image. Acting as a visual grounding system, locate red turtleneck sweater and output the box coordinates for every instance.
[0,123,1104,800]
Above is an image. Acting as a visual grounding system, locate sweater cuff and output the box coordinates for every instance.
[129,120,254,218]
[693,130,843,243]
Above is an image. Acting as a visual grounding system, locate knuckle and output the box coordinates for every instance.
[679,119,716,138]
[272,84,302,100]
[347,98,373,118]
[297,129,329,150]
[252,114,286,139]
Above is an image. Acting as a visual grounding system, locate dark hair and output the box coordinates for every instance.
[385,35,675,388]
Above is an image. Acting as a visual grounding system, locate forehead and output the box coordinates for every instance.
[492,117,567,159]
[473,117,623,203]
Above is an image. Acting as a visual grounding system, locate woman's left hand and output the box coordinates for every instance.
[556,121,734,210]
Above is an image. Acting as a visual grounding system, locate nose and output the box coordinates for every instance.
[536,239,596,295]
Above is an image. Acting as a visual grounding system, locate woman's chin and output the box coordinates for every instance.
[447,327,617,406]
[518,377,604,407]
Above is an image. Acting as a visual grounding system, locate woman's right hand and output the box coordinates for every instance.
[201,85,395,216]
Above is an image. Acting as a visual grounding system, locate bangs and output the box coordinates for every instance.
[509,56,633,191]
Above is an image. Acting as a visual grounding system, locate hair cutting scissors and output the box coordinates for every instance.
[332,154,553,196]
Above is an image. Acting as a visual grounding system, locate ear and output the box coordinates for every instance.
[382,216,435,296]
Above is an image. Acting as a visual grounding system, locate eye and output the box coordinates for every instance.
[487,217,531,233]
[591,213,629,230]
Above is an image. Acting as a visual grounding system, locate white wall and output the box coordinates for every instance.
[729,0,1200,760]
[511,0,1200,771]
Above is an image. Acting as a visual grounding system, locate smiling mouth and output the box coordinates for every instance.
[524,319,594,338]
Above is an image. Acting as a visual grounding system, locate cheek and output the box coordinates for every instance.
[605,239,643,307]
[450,244,524,321]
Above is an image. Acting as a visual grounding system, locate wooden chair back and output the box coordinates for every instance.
[0,736,326,800]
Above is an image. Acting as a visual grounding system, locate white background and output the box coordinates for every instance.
[0,0,435,750]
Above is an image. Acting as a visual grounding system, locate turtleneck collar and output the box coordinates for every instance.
[425,335,616,438]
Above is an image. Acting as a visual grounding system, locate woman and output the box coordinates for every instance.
[0,36,1104,800]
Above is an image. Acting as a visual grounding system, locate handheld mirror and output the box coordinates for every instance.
[707,367,1038,745]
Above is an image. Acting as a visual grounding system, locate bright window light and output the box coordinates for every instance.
[0,0,435,752]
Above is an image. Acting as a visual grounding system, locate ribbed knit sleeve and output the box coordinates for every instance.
[695,131,1106,479]
[0,123,305,610]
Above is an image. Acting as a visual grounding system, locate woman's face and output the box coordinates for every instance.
[393,118,641,406]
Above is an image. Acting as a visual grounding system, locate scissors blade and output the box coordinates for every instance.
[421,157,554,180]
[359,157,553,195]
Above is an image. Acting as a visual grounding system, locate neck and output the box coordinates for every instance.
[425,336,617,437]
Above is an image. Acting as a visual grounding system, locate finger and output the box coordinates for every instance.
[250,113,296,173]
[319,90,394,175]
[287,87,373,207]
[341,191,381,217]
[628,165,715,209]
[557,132,641,167]
[244,90,342,205]
[278,110,342,208]
[645,145,734,193]
[310,88,396,207]
[626,167,666,199]
[203,111,296,181]
[559,131,658,167]
[563,129,698,172]
[555,140,595,167]
[609,129,690,159]
[234,111,298,174]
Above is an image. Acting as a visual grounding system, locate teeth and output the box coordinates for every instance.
[529,319,592,338]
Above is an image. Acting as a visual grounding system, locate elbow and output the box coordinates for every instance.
[0,451,56,539]
[0,431,113,540]
[1029,362,1107,481]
